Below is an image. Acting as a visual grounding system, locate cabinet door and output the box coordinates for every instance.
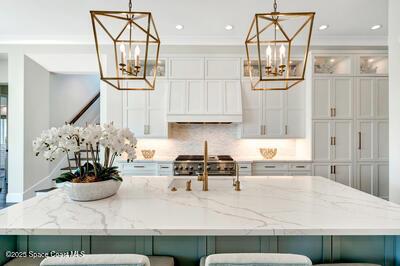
[356,78,375,119]
[333,77,353,119]
[333,164,353,186]
[224,81,242,114]
[263,90,285,137]
[313,121,332,161]
[332,120,352,162]
[205,58,241,79]
[148,81,168,137]
[241,81,263,138]
[187,80,205,114]
[169,58,204,79]
[375,120,389,161]
[124,91,147,137]
[357,120,374,161]
[205,81,224,114]
[168,81,186,114]
[312,164,331,179]
[375,78,389,119]
[376,163,389,200]
[358,163,375,194]
[313,78,332,119]
[286,83,305,137]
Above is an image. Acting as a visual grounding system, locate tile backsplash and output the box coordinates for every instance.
[136,124,309,160]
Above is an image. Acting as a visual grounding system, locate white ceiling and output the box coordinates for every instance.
[0,0,388,46]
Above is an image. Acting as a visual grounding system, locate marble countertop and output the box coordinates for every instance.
[1,176,400,236]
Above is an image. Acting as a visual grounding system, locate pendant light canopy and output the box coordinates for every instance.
[91,0,161,90]
[245,0,315,90]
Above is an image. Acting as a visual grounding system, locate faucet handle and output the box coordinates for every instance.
[186,180,192,191]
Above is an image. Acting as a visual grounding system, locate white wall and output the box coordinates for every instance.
[23,56,52,198]
[0,59,7,84]
[389,0,400,203]
[50,73,99,127]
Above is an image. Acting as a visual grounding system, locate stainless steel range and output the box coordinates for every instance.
[173,155,236,176]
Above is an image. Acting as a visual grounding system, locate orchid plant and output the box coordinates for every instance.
[33,123,137,183]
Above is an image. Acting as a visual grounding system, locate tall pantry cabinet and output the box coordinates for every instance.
[311,52,389,199]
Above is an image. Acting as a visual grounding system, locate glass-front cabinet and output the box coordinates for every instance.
[243,59,304,78]
[313,55,353,75]
[357,55,388,76]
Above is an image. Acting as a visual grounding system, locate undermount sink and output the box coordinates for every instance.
[167,176,239,192]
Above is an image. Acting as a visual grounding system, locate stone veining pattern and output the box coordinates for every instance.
[0,176,400,236]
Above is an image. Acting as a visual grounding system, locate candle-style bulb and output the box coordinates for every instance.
[120,44,126,53]
[280,44,286,57]
[134,45,140,67]
[266,45,272,67]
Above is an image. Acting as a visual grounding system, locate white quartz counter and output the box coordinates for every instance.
[0,176,400,236]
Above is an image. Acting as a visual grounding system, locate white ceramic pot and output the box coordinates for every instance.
[64,180,122,202]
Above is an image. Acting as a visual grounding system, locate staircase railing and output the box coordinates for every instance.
[69,92,100,125]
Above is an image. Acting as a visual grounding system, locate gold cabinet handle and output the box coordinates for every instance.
[285,125,288,135]
[260,125,264,135]
[264,125,267,136]
[333,108,337,117]
[330,165,333,174]
[358,132,362,150]
[330,137,334,146]
[333,137,336,146]
[334,165,336,174]
[330,108,334,117]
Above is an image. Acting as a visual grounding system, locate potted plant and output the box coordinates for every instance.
[33,123,137,201]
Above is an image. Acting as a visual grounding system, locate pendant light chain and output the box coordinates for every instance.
[129,0,132,12]
[273,0,278,12]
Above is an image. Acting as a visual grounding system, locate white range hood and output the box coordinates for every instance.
[166,80,243,123]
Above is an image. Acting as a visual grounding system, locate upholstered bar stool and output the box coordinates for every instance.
[314,263,381,266]
[40,254,151,266]
[200,253,312,266]
[5,255,174,266]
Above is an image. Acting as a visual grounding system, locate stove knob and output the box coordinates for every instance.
[185,167,189,170]
[179,166,184,170]
[174,166,179,170]
[207,166,211,170]
[217,166,221,170]
[189,166,194,170]
[198,165,202,169]
[224,167,228,171]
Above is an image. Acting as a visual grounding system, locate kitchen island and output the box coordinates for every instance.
[0,176,399,265]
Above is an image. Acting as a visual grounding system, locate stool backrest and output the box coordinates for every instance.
[40,254,151,266]
[205,253,312,266]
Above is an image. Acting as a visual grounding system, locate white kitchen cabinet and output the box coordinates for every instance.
[241,80,305,138]
[237,162,252,176]
[187,80,205,114]
[356,78,389,119]
[124,81,168,138]
[312,121,332,161]
[333,163,353,186]
[356,120,388,162]
[312,163,353,187]
[119,162,158,176]
[313,120,352,162]
[224,81,242,114]
[168,80,186,114]
[205,81,224,114]
[312,77,353,119]
[312,164,332,179]
[252,162,311,176]
[169,58,204,79]
[205,58,241,80]
[357,162,389,200]
[158,163,174,176]
[264,90,286,137]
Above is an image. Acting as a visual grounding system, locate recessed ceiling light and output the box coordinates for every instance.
[371,24,382,30]
[319,25,329,31]
[225,25,234,31]
[368,58,375,63]
[330,58,335,63]
[175,24,184,30]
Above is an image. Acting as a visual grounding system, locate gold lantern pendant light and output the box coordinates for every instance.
[91,0,161,90]
[245,0,315,90]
